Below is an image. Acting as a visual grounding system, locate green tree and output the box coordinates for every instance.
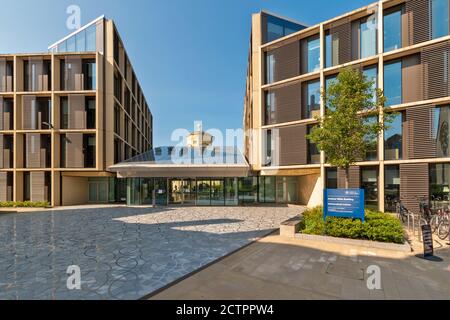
[307,67,392,188]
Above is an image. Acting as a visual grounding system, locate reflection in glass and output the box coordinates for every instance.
[384,112,403,160]
[431,0,449,39]
[265,53,275,84]
[265,91,275,125]
[385,165,400,212]
[197,179,211,206]
[306,80,320,119]
[384,8,402,52]
[364,116,378,161]
[360,18,377,58]
[433,105,450,158]
[363,66,378,104]
[384,61,402,106]
[211,180,225,205]
[307,37,320,73]
[430,163,450,210]
[361,167,379,210]
[307,125,320,164]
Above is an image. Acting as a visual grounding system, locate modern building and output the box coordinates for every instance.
[244,0,450,213]
[0,16,153,206]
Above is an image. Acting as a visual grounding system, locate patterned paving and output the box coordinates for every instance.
[0,205,303,300]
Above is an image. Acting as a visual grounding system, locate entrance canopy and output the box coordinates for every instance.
[109,146,250,178]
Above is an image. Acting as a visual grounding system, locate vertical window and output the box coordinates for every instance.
[83,60,96,90]
[306,80,320,119]
[307,36,320,73]
[384,112,403,160]
[265,91,275,125]
[86,97,96,129]
[385,165,400,212]
[363,65,378,105]
[61,97,69,129]
[360,17,377,58]
[361,167,379,210]
[364,116,378,161]
[326,168,338,189]
[429,163,450,209]
[307,125,320,164]
[325,31,339,68]
[431,0,449,39]
[384,60,402,106]
[384,7,402,52]
[86,25,97,52]
[263,130,272,166]
[265,53,275,84]
[433,105,450,158]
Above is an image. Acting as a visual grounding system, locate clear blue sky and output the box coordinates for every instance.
[0,0,374,147]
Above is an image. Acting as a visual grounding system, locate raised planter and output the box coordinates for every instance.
[294,233,412,253]
[280,216,303,238]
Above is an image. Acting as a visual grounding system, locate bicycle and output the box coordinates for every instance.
[437,215,450,241]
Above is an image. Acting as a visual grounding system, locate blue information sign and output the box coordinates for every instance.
[324,189,365,222]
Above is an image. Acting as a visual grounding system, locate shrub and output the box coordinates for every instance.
[301,206,326,235]
[325,217,363,239]
[299,207,404,244]
[0,201,50,208]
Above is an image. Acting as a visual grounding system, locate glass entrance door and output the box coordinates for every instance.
[182,179,196,205]
[154,178,167,205]
[211,179,225,205]
[169,179,183,205]
[197,179,211,206]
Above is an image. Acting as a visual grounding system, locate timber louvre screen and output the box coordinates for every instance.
[422,41,450,100]
[400,163,429,213]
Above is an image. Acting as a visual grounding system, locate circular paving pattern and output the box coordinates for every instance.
[0,205,302,300]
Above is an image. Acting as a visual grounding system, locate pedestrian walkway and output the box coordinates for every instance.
[150,232,450,300]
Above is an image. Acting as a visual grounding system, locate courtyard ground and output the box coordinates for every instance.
[0,205,302,300]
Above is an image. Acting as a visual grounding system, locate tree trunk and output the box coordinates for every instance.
[345,166,349,189]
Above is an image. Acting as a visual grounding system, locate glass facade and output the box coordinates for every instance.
[54,23,99,53]
[265,91,275,125]
[385,165,400,212]
[307,36,320,73]
[431,0,449,39]
[384,60,402,106]
[430,163,450,209]
[363,65,378,104]
[360,18,377,58]
[364,116,378,161]
[384,112,403,160]
[265,53,275,84]
[125,176,301,206]
[307,125,321,164]
[306,80,321,118]
[384,7,402,52]
[325,31,339,68]
[264,14,305,43]
[433,105,450,158]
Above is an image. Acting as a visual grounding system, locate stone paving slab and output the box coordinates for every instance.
[0,205,303,300]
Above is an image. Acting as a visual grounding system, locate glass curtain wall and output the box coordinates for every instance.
[430,163,450,209]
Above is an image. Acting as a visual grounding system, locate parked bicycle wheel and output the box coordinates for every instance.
[437,220,450,240]
[430,214,440,233]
